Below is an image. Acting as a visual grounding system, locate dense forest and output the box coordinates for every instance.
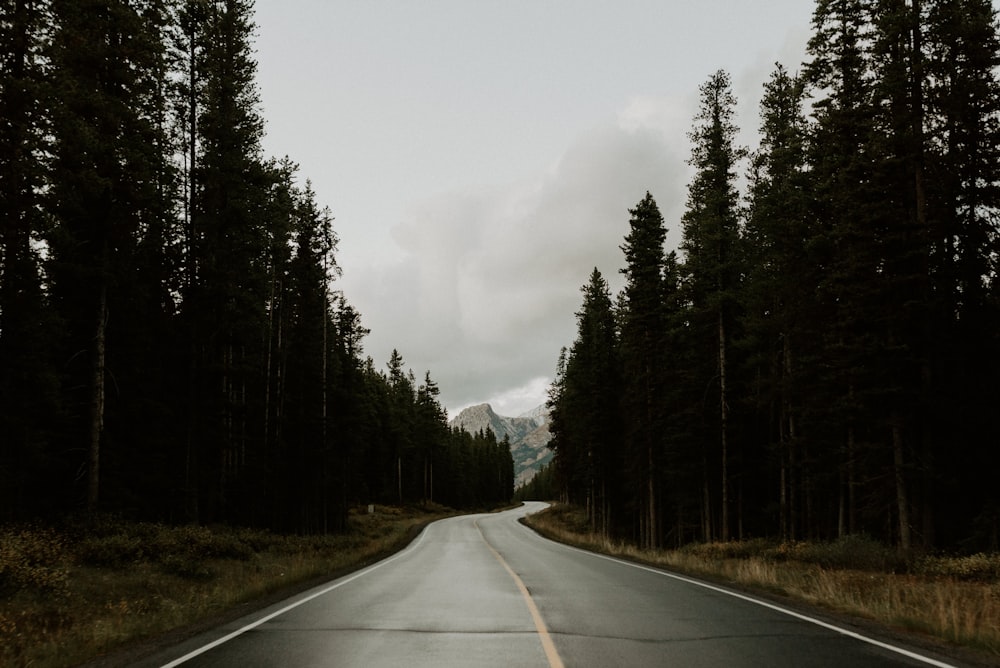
[548,0,1000,552]
[0,0,513,533]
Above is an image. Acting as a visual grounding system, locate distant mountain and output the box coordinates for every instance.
[517,404,549,424]
[449,403,553,487]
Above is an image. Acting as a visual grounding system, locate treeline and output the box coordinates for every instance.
[549,0,1000,552]
[514,463,557,504]
[0,0,511,532]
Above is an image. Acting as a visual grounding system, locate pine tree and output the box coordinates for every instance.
[552,268,621,536]
[921,0,1000,547]
[280,178,339,532]
[45,0,176,514]
[744,64,821,540]
[679,70,745,542]
[546,346,571,504]
[385,349,415,503]
[0,0,62,519]
[619,193,668,548]
[804,0,883,542]
[415,371,447,504]
[182,0,270,522]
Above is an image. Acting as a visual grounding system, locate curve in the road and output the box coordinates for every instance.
[145,503,969,668]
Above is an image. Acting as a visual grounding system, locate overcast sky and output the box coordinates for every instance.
[252,1,817,418]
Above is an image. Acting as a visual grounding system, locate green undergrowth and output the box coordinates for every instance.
[525,504,1000,660]
[0,505,455,668]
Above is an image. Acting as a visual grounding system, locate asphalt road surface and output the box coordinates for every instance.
[140,502,966,667]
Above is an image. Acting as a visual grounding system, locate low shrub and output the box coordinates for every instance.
[158,553,215,580]
[0,527,70,597]
[915,552,1000,581]
[786,534,904,572]
[78,532,147,568]
[151,524,255,562]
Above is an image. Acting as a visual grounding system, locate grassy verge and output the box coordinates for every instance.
[524,504,1000,662]
[0,505,455,668]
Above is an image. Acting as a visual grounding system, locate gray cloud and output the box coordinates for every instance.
[344,114,690,415]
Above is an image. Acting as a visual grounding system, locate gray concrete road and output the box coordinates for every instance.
[140,502,965,667]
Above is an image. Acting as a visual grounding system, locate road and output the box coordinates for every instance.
[140,502,965,668]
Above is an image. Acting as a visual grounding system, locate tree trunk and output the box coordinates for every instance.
[702,462,712,541]
[87,280,108,515]
[719,310,729,542]
[647,442,656,548]
[893,417,912,551]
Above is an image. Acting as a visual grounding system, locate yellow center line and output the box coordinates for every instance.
[475,519,565,668]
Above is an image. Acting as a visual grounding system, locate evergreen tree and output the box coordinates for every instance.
[0,0,61,520]
[550,269,621,536]
[415,371,448,504]
[619,193,668,548]
[921,0,1000,547]
[546,346,571,503]
[329,293,369,512]
[182,0,270,523]
[743,64,820,540]
[280,178,339,532]
[804,0,883,542]
[679,70,745,542]
[385,349,415,503]
[45,0,176,514]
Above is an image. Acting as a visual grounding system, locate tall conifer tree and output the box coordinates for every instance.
[679,70,744,542]
[183,0,269,522]
[744,64,818,540]
[554,269,621,536]
[619,193,668,548]
[46,0,175,514]
[0,0,61,519]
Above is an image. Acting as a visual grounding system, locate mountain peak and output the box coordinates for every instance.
[517,404,549,424]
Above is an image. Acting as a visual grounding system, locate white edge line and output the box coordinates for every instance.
[526,528,959,668]
[159,524,432,667]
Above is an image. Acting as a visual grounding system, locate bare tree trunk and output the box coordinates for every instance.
[789,429,797,541]
[647,443,656,548]
[780,459,788,541]
[893,417,912,551]
[87,281,108,515]
[781,334,794,540]
[263,269,276,451]
[847,381,858,535]
[702,463,712,542]
[719,310,729,542]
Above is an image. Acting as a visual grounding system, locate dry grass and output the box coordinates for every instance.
[0,505,454,668]
[525,504,1000,659]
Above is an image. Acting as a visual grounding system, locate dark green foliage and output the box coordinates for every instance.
[679,70,745,543]
[548,2,1000,552]
[0,0,508,533]
[743,64,831,543]
[514,462,557,502]
[619,195,669,548]
[548,269,621,536]
[0,0,62,521]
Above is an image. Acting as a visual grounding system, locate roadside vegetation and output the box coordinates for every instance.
[0,506,454,668]
[525,504,1000,661]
